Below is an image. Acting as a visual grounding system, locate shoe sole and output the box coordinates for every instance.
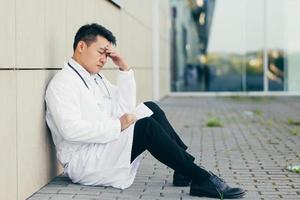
[190,190,246,199]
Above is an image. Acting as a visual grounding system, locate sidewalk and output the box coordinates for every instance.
[28,96,300,200]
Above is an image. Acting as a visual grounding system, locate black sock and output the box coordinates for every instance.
[189,163,211,184]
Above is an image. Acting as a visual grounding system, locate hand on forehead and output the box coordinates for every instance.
[97,44,111,53]
[103,44,112,49]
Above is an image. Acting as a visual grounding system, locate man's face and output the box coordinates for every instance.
[79,35,111,74]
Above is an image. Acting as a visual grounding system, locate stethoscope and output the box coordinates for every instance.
[68,62,112,100]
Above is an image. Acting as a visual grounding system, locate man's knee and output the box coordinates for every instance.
[144,101,165,116]
[144,101,156,109]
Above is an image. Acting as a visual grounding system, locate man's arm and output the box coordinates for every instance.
[46,80,122,144]
[106,47,137,113]
[105,46,130,71]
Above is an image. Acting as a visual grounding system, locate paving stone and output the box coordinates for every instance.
[49,193,75,200]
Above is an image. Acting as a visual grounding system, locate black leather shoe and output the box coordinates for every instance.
[190,172,246,199]
[173,171,191,186]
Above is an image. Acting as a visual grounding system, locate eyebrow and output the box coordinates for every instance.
[100,44,110,49]
[97,48,106,53]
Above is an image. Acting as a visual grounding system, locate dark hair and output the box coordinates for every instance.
[73,23,116,51]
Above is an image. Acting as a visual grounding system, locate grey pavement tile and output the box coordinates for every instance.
[27,198,51,200]
[48,193,75,200]
[26,193,52,200]
[72,195,103,200]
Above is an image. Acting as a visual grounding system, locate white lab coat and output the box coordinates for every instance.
[45,58,149,189]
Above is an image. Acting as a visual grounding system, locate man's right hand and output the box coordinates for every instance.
[120,113,137,131]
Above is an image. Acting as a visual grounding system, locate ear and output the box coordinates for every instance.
[77,41,86,53]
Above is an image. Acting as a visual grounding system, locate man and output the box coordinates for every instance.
[45,23,245,199]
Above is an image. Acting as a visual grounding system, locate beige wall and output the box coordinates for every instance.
[0,0,170,199]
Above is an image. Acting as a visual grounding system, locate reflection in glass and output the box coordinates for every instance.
[266,0,285,91]
[170,0,300,92]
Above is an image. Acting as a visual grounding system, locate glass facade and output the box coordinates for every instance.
[170,0,300,92]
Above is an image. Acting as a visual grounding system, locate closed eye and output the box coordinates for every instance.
[97,50,108,58]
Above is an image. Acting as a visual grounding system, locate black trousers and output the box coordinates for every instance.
[131,101,209,180]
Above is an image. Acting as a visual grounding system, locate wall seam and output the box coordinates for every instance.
[14,0,18,199]
[122,9,152,31]
[152,0,160,100]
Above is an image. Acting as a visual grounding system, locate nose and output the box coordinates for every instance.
[99,54,107,64]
